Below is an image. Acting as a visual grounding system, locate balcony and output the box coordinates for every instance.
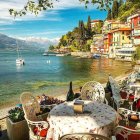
[133,29,140,36]
[134,39,140,45]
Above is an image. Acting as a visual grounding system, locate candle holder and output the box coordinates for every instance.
[73,100,84,113]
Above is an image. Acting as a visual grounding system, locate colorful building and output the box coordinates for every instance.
[91,20,103,28]
[127,12,140,46]
[109,26,131,58]
[90,34,103,53]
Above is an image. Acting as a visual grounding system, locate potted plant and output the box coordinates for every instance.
[6,107,29,140]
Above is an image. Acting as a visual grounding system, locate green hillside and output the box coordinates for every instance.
[107,0,140,22]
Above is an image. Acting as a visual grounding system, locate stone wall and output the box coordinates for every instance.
[71,52,92,58]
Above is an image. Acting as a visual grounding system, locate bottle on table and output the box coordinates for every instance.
[66,81,74,101]
[0,125,2,137]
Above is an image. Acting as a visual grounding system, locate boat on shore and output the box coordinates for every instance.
[92,54,101,59]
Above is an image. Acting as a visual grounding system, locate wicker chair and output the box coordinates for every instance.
[80,81,108,104]
[20,92,49,140]
[114,125,140,140]
[59,133,110,140]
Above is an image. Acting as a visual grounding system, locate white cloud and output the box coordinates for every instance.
[17,36,60,46]
[0,27,16,31]
[52,0,84,9]
[27,30,67,36]
[0,0,86,25]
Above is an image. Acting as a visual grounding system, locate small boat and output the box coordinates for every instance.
[93,54,101,59]
[16,40,25,65]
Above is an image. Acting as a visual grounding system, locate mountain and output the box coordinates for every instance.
[0,33,59,51]
[20,37,59,49]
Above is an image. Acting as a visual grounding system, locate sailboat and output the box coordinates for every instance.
[16,40,25,65]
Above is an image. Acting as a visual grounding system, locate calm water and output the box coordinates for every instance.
[0,50,132,108]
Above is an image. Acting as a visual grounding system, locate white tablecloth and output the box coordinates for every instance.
[47,101,118,140]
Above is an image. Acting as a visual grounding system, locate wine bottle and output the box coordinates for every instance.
[66,81,74,101]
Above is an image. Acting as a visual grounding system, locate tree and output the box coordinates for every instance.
[107,8,112,20]
[118,0,124,7]
[9,0,114,17]
[112,0,119,19]
[86,16,92,39]
[49,45,54,50]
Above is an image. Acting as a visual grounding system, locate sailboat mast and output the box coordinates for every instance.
[16,40,19,58]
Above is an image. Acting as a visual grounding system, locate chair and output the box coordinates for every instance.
[114,125,140,140]
[59,133,110,140]
[118,108,133,126]
[20,92,49,140]
[81,81,108,104]
[108,76,125,110]
[131,98,140,112]
[118,107,140,126]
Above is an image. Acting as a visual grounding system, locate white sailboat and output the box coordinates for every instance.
[16,40,25,65]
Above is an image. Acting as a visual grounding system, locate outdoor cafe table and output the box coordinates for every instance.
[46,101,118,140]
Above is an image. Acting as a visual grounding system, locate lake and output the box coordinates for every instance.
[0,50,132,108]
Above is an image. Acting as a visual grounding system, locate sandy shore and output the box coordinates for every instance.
[0,69,134,135]
[0,71,131,120]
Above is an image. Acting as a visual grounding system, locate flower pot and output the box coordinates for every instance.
[6,117,29,140]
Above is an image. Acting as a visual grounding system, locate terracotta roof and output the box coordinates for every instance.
[110,28,131,33]
[91,20,103,23]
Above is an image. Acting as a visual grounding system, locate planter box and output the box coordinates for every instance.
[6,112,48,140]
[6,118,29,140]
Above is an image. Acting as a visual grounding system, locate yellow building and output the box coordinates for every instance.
[109,28,131,58]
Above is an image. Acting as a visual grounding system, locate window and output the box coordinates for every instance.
[122,36,124,40]
[132,22,134,28]
[138,20,140,25]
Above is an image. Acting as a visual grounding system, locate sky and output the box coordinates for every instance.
[0,0,107,40]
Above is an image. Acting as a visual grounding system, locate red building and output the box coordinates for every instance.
[127,13,140,45]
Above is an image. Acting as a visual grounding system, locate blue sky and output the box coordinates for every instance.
[0,0,107,39]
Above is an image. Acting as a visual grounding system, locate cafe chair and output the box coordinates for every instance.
[108,76,125,110]
[20,92,49,140]
[59,133,110,140]
[114,125,140,140]
[81,81,108,104]
[131,98,140,112]
[118,108,140,126]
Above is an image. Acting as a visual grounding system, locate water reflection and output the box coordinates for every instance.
[16,64,24,72]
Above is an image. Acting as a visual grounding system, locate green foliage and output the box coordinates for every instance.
[106,0,140,21]
[8,107,25,123]
[79,0,113,10]
[93,22,103,34]
[112,0,119,19]
[9,0,114,17]
[107,8,112,20]
[133,46,140,60]
[86,16,92,39]
[49,45,55,50]
[58,16,94,52]
[9,0,56,17]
